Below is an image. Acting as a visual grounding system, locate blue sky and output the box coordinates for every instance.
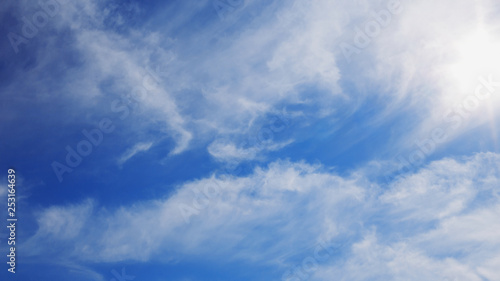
[1,0,500,280]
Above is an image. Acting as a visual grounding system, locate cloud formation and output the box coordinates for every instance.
[22,152,500,280]
[3,0,500,280]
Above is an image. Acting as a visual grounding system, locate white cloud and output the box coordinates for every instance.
[117,141,154,166]
[313,233,483,281]
[207,138,293,163]
[362,0,500,153]
[7,0,500,277]
[6,0,500,163]
[25,159,368,263]
[310,152,500,280]
[3,0,369,159]
[22,152,500,280]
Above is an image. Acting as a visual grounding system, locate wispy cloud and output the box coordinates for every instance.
[117,141,154,166]
[4,0,500,280]
[22,152,500,280]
